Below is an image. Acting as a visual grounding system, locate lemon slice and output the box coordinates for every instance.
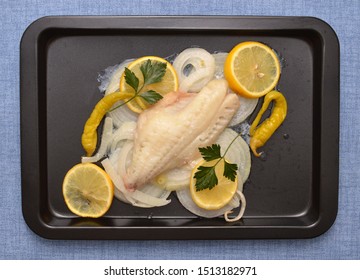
[224,41,281,98]
[62,163,114,218]
[119,56,178,113]
[190,159,238,210]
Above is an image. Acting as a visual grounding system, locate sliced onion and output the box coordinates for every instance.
[153,165,192,191]
[110,121,137,153]
[231,121,251,145]
[81,117,113,163]
[173,48,215,92]
[228,96,258,126]
[107,139,171,208]
[134,183,172,208]
[212,52,228,79]
[103,59,134,95]
[178,68,212,93]
[131,188,171,207]
[116,141,133,178]
[102,157,171,208]
[225,191,246,222]
[107,101,139,128]
[212,52,259,126]
[107,148,134,205]
[101,59,138,127]
[101,157,135,204]
[176,188,240,218]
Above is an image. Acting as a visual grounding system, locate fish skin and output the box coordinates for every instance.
[123,79,240,190]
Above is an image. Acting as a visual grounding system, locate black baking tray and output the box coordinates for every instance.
[20,16,339,239]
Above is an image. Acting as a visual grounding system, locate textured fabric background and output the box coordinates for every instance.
[0,0,359,260]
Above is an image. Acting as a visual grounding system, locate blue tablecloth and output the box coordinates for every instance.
[1,0,359,260]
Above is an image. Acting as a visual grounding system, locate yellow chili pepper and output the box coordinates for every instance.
[249,90,287,157]
[81,91,133,156]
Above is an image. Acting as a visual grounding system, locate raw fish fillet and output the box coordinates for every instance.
[124,79,240,190]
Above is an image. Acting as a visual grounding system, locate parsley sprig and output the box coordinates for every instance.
[194,135,240,192]
[109,59,166,112]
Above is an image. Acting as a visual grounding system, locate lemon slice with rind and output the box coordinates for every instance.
[62,163,114,218]
[224,41,281,98]
[190,159,238,210]
[119,56,178,113]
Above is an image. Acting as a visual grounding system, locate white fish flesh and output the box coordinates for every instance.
[123,79,240,190]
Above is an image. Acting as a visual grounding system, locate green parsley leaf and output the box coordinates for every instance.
[124,67,139,92]
[194,134,242,191]
[140,59,167,85]
[223,161,238,182]
[194,165,218,191]
[140,90,163,104]
[108,59,168,113]
[198,144,222,162]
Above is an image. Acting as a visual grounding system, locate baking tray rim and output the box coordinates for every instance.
[20,15,340,240]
